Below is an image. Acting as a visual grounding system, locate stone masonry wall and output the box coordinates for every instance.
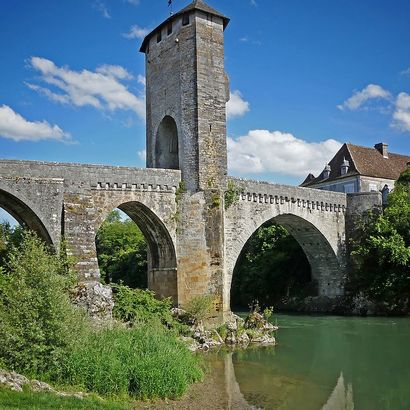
[224,177,348,308]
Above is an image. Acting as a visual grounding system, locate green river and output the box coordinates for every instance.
[205,314,410,410]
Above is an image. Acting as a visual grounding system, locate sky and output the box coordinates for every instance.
[1,0,410,223]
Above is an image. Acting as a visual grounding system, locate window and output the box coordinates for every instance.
[167,23,172,35]
[182,13,189,26]
[343,183,355,193]
[157,31,162,43]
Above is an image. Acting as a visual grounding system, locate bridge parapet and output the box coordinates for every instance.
[229,177,347,213]
[0,160,181,192]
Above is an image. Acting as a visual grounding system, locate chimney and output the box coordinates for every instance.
[375,142,388,158]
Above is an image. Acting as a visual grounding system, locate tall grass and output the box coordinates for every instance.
[60,323,203,399]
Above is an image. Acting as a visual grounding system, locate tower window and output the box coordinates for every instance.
[167,23,172,35]
[182,13,189,26]
[157,31,162,43]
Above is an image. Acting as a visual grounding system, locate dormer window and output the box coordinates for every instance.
[167,23,173,35]
[157,31,162,43]
[340,158,350,176]
[323,164,331,179]
[182,13,190,26]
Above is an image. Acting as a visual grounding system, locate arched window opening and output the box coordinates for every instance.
[230,220,314,311]
[155,116,179,170]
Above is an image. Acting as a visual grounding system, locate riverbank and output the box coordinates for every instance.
[277,295,409,316]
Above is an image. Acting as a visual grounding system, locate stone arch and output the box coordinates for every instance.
[95,201,178,302]
[155,115,179,170]
[0,188,53,245]
[226,211,345,308]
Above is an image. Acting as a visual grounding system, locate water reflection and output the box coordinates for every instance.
[212,315,410,410]
[322,373,353,410]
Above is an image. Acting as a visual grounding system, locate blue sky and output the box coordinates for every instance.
[1,0,410,226]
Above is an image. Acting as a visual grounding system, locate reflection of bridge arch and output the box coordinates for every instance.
[225,180,347,309]
[0,188,53,245]
[95,200,177,302]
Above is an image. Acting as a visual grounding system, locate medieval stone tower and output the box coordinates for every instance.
[140,0,230,192]
[140,0,231,315]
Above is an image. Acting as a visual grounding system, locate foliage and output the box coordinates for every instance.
[0,231,86,376]
[224,180,242,210]
[0,221,24,266]
[263,306,274,320]
[59,323,203,399]
[349,170,410,309]
[184,295,215,324]
[0,230,203,401]
[231,221,312,308]
[111,284,173,326]
[175,181,186,203]
[0,387,125,410]
[95,210,147,289]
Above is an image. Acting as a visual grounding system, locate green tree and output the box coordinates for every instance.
[350,167,410,311]
[231,222,312,308]
[0,221,24,266]
[95,210,148,288]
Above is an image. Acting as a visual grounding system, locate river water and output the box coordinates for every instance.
[204,314,410,410]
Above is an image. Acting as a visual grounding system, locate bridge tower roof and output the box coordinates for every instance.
[140,0,229,53]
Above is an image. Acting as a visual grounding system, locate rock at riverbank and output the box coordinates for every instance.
[173,309,278,351]
[0,369,87,399]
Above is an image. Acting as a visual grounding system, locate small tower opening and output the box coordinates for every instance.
[155,116,179,170]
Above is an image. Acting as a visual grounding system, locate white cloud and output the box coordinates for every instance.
[137,149,146,161]
[0,105,70,142]
[28,57,145,119]
[228,130,342,177]
[124,0,140,5]
[400,67,410,76]
[392,92,410,132]
[137,74,146,87]
[96,64,133,80]
[337,84,391,111]
[250,0,258,6]
[226,90,250,119]
[122,25,150,40]
[93,0,111,19]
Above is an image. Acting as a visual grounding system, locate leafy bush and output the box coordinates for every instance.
[0,229,203,400]
[111,284,174,325]
[60,323,203,399]
[184,295,215,325]
[0,232,86,376]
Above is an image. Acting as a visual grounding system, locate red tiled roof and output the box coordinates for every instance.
[301,143,410,187]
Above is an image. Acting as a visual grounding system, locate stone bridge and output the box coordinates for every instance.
[0,158,379,317]
[0,1,381,318]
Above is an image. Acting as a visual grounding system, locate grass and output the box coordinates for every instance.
[0,387,126,410]
[59,322,203,399]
